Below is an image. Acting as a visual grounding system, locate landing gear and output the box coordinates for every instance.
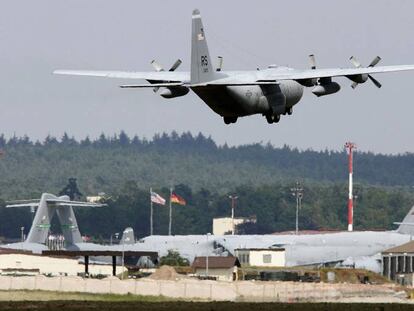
[223,116,238,124]
[265,114,280,124]
[286,107,293,115]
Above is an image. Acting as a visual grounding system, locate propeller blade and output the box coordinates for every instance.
[309,54,316,69]
[368,75,382,88]
[216,56,223,72]
[351,82,359,89]
[169,59,182,72]
[151,60,164,72]
[349,56,362,68]
[368,56,381,67]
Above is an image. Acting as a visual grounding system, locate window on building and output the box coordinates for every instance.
[246,254,250,264]
[263,254,272,264]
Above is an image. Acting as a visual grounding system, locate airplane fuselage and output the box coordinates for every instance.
[191,79,304,119]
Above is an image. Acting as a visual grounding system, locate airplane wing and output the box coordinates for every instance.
[54,70,190,82]
[261,65,414,81]
[205,65,414,86]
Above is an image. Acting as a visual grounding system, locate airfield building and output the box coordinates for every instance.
[382,240,414,286]
[192,256,240,281]
[235,248,286,267]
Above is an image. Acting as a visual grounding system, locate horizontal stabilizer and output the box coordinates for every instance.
[6,203,40,208]
[46,199,106,207]
[6,199,106,208]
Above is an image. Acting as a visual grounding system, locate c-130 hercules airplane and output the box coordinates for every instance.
[55,9,414,125]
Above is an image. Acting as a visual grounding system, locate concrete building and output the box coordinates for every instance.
[192,256,240,281]
[212,217,255,235]
[0,250,119,277]
[382,240,414,286]
[235,248,286,267]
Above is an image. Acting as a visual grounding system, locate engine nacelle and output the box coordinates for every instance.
[160,86,190,98]
[347,74,368,84]
[311,82,341,97]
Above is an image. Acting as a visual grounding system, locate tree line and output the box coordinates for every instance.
[0,132,414,201]
[0,181,412,240]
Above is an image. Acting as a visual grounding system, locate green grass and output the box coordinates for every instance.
[0,290,173,302]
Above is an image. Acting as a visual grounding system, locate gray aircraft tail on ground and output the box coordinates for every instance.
[120,227,135,245]
[395,205,414,235]
[5,193,105,250]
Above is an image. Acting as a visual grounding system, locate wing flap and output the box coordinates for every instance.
[120,82,185,88]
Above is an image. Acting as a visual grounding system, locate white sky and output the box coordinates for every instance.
[0,0,413,154]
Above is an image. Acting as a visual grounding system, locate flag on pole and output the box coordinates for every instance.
[151,192,166,205]
[170,193,186,205]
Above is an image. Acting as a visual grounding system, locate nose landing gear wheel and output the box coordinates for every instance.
[286,107,293,115]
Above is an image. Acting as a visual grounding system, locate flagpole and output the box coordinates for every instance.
[168,187,172,236]
[150,187,153,236]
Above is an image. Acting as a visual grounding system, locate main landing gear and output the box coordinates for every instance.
[265,114,280,124]
[265,107,293,124]
[223,116,238,124]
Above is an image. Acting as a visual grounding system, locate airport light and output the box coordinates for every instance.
[290,181,303,235]
[228,195,238,235]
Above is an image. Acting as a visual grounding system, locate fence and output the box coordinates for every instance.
[0,275,401,302]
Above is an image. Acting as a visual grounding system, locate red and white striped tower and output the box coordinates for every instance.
[345,142,356,231]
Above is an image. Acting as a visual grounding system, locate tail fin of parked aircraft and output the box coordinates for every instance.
[190,9,216,84]
[121,227,135,245]
[55,203,83,245]
[6,193,106,245]
[396,205,414,235]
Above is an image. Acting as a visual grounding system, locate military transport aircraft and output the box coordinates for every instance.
[54,9,414,125]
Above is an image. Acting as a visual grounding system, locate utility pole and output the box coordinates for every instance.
[228,195,238,235]
[150,187,153,236]
[168,187,173,236]
[345,142,356,232]
[291,181,303,235]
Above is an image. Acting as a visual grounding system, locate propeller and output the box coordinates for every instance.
[150,59,182,92]
[309,54,316,70]
[349,56,382,89]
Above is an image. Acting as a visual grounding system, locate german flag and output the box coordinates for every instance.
[170,193,186,205]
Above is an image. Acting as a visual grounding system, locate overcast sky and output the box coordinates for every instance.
[0,0,413,154]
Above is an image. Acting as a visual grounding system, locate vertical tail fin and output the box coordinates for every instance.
[55,199,83,245]
[26,193,55,244]
[191,9,216,84]
[397,205,414,235]
[121,227,135,245]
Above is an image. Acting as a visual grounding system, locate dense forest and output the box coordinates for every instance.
[0,132,414,240]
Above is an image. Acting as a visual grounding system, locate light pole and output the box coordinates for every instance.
[121,229,129,280]
[291,181,303,235]
[228,195,238,235]
[206,233,211,277]
[20,226,24,242]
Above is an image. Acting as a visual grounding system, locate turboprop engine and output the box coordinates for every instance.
[159,86,190,98]
[150,59,190,98]
[312,82,341,97]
